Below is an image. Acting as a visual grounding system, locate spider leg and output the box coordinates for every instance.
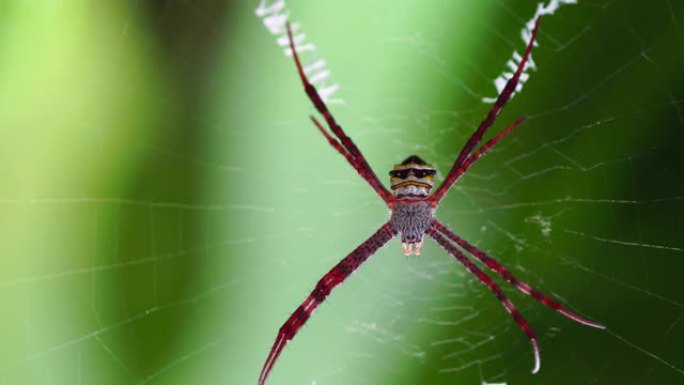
[433,220,605,329]
[310,116,373,182]
[442,115,527,187]
[258,222,397,385]
[285,23,394,205]
[431,16,541,205]
[428,227,541,373]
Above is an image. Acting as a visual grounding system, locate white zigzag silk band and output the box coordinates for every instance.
[255,0,342,104]
[256,0,575,106]
[482,0,578,103]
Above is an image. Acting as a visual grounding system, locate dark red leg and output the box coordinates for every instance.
[445,115,527,186]
[433,220,605,329]
[428,227,541,373]
[258,223,396,385]
[431,17,541,205]
[285,23,394,205]
[310,116,373,184]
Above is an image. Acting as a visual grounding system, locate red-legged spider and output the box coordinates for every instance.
[259,16,604,385]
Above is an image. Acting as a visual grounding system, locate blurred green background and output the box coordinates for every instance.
[1,0,683,384]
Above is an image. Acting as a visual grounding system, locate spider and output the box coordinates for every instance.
[259,16,604,385]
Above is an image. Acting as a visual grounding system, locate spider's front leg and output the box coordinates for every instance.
[432,220,604,329]
[259,222,397,385]
[427,226,542,373]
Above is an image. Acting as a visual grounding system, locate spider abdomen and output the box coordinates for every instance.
[390,201,434,255]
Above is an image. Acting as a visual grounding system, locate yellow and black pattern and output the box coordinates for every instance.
[389,155,436,198]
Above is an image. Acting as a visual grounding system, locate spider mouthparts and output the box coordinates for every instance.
[401,242,423,256]
[402,242,412,256]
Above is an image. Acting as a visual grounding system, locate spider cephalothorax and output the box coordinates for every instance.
[389,155,437,199]
[390,198,433,256]
[259,17,605,385]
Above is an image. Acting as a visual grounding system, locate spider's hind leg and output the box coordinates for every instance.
[430,16,542,204]
[285,23,394,205]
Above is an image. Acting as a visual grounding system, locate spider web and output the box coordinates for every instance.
[1,0,683,385]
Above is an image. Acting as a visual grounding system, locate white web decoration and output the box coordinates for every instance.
[482,0,578,104]
[256,0,343,104]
